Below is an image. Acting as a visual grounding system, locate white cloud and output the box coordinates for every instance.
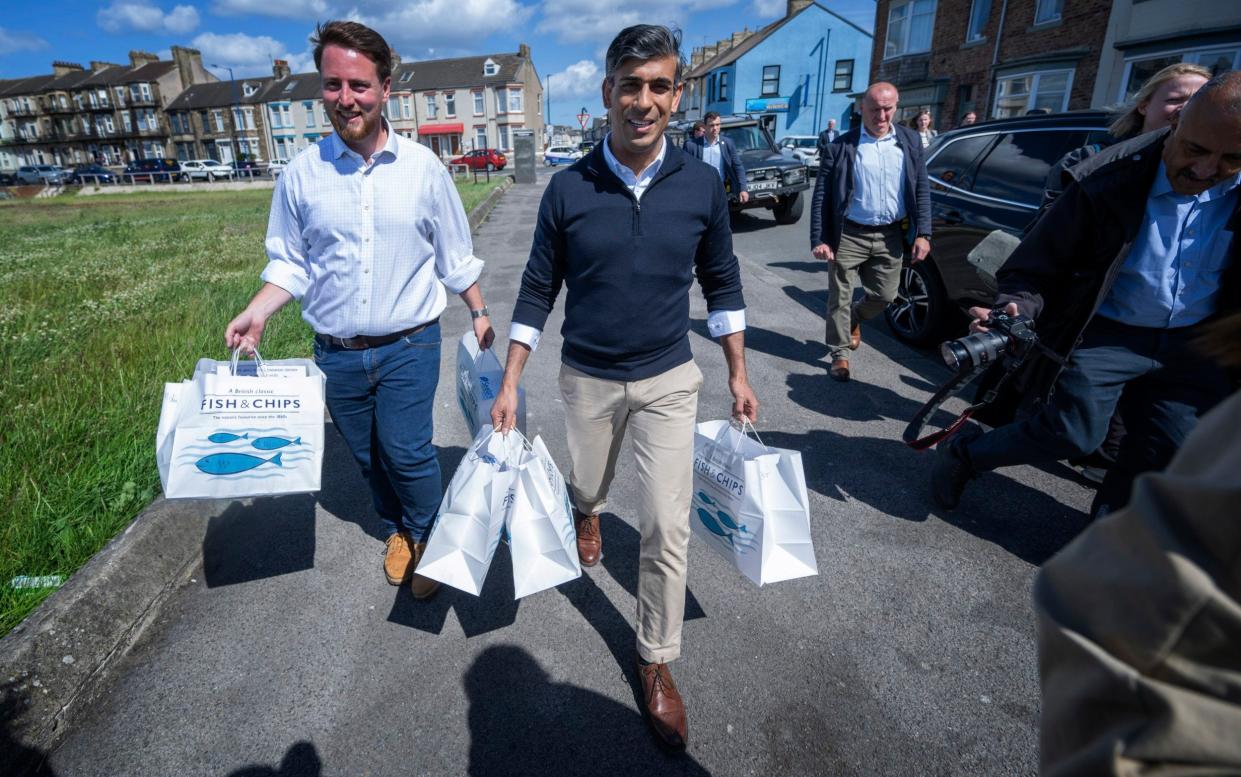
[347,0,535,53]
[751,0,784,17]
[97,2,201,35]
[0,27,49,55]
[211,0,328,18]
[191,31,314,77]
[536,0,736,44]
[546,59,601,100]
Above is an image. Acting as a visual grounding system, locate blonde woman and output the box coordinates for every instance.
[912,110,937,147]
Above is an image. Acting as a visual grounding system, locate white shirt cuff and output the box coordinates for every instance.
[508,322,542,352]
[707,309,746,338]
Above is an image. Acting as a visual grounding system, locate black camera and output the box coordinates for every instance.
[940,308,1039,372]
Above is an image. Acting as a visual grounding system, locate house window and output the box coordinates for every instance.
[304,101,315,127]
[508,88,523,113]
[445,92,456,117]
[425,94,437,119]
[401,96,412,119]
[387,96,400,118]
[719,72,730,102]
[1034,0,1062,25]
[473,91,484,115]
[122,112,133,132]
[232,107,254,130]
[212,110,225,132]
[475,126,487,149]
[498,124,510,150]
[993,68,1073,118]
[885,0,936,58]
[484,59,499,76]
[833,60,854,92]
[967,0,991,41]
[708,74,716,103]
[399,70,413,83]
[102,115,115,133]
[761,66,780,97]
[1120,48,1241,101]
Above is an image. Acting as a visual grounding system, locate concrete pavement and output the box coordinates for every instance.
[10,166,1094,776]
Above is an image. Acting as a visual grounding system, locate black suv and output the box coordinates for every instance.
[672,115,810,225]
[885,110,1113,344]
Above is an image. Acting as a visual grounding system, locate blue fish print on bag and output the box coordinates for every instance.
[715,509,747,534]
[696,491,717,506]
[195,452,283,475]
[696,508,734,546]
[251,436,301,451]
[208,432,248,443]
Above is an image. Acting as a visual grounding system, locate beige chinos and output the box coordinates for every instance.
[826,222,905,361]
[559,359,703,664]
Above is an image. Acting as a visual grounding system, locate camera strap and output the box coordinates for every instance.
[903,363,1019,451]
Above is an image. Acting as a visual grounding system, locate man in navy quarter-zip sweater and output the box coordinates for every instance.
[489,24,759,752]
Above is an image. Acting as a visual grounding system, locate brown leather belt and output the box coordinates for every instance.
[316,319,437,350]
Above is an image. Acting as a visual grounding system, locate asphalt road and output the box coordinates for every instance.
[41,167,1094,776]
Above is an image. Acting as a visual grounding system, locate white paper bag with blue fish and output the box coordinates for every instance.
[417,427,523,595]
[157,350,326,500]
[691,420,817,586]
[457,333,525,439]
[506,434,582,598]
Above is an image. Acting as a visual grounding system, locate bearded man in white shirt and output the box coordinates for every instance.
[225,20,494,600]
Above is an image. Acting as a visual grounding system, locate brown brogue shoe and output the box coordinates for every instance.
[637,661,688,750]
[573,510,601,567]
[409,542,441,599]
[849,307,862,350]
[383,531,414,585]
[830,358,851,382]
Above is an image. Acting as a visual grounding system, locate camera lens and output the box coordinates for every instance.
[940,340,970,371]
[940,330,1008,371]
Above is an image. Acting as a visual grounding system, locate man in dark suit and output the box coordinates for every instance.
[685,111,749,203]
[816,118,839,158]
[810,82,931,381]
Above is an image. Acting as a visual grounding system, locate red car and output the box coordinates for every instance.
[450,149,507,171]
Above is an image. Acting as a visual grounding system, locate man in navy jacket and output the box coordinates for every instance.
[489,25,759,751]
[684,111,750,203]
[811,82,932,381]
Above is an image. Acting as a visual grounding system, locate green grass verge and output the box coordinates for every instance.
[0,177,505,635]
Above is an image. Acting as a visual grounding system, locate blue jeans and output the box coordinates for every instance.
[313,322,442,542]
[961,316,1229,516]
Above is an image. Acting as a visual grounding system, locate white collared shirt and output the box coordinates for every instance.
[701,138,725,179]
[509,133,745,352]
[846,125,907,226]
[261,121,482,338]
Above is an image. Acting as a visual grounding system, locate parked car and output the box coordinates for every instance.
[671,115,810,225]
[231,159,264,178]
[0,171,18,186]
[68,164,117,185]
[124,158,183,183]
[543,145,582,166]
[266,159,287,176]
[777,135,821,172]
[883,110,1114,345]
[450,148,507,171]
[16,164,70,185]
[181,159,235,181]
[578,140,596,154]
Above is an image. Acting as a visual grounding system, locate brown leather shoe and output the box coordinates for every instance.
[574,510,601,567]
[383,531,413,585]
[849,306,862,350]
[409,542,441,599]
[830,358,851,382]
[637,660,688,749]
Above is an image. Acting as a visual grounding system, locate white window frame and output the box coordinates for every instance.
[967,0,991,42]
[473,91,485,115]
[885,0,937,59]
[498,124,510,150]
[719,71,730,102]
[483,59,499,77]
[1034,0,1062,25]
[507,88,522,113]
[425,94,437,119]
[122,112,133,132]
[401,95,412,119]
[992,67,1074,118]
[1117,47,1241,102]
[445,92,456,117]
[474,126,487,149]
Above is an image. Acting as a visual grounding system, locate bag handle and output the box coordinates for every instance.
[710,418,770,455]
[229,347,268,377]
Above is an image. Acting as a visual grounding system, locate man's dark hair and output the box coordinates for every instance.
[311,20,395,83]
[704,111,720,122]
[604,25,685,84]
[1181,69,1241,123]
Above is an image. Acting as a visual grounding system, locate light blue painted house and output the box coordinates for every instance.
[680,0,873,140]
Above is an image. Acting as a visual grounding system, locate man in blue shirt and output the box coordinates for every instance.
[932,71,1241,518]
[684,111,749,204]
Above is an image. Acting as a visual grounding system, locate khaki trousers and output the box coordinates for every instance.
[827,222,905,360]
[559,360,703,664]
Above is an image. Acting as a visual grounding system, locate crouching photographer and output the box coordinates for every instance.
[928,71,1241,519]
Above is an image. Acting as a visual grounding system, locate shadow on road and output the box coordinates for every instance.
[770,260,829,274]
[689,318,826,369]
[0,679,56,777]
[387,540,520,638]
[227,741,322,776]
[728,211,776,234]
[465,645,712,776]
[762,429,1089,565]
[202,494,317,588]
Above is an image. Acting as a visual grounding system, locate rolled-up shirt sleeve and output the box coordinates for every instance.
[508,322,542,351]
[707,309,746,337]
[260,173,311,299]
[430,165,484,294]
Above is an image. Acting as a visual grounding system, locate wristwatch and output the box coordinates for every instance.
[917,234,932,241]
[470,306,490,319]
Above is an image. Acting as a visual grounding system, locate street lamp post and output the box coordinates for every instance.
[210,64,240,167]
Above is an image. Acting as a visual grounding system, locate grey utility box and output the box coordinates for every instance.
[513,130,537,184]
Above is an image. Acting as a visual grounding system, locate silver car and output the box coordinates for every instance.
[777,135,820,172]
[180,159,235,181]
[16,164,69,185]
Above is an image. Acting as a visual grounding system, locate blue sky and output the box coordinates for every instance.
[0,0,875,127]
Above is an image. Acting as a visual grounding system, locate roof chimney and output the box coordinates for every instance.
[170,46,205,89]
[518,43,531,59]
[129,50,159,68]
[272,59,291,80]
[690,48,703,69]
[787,0,814,15]
[52,61,84,76]
[90,61,120,72]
